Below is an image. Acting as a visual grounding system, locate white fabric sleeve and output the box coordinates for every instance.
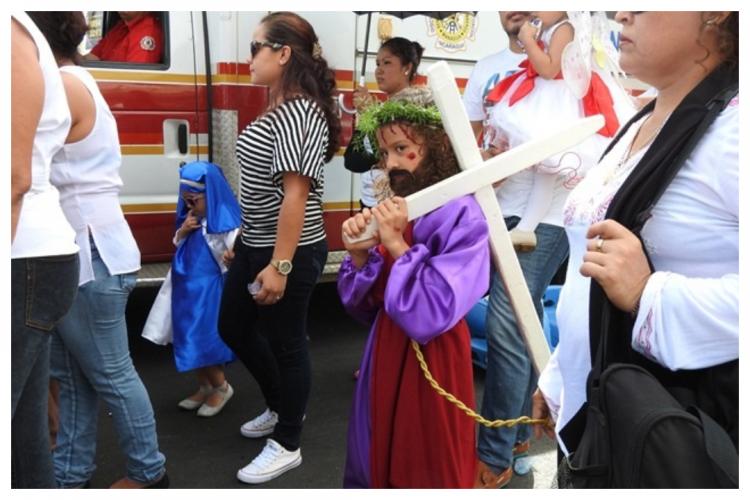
[537,346,562,423]
[462,63,487,122]
[173,230,185,247]
[631,271,739,370]
[222,228,239,254]
[205,227,239,274]
[516,171,556,232]
[141,269,173,346]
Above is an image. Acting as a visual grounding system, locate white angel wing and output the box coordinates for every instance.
[567,11,592,58]
[591,11,626,79]
[562,11,592,98]
[561,41,590,99]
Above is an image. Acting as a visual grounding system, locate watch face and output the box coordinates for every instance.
[278,260,293,274]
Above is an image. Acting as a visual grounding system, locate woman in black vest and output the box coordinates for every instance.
[530,11,738,478]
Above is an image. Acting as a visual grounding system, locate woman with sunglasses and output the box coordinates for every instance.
[218,12,341,484]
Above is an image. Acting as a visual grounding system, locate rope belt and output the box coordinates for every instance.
[411,340,550,429]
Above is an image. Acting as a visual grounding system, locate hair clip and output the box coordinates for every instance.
[312,41,323,60]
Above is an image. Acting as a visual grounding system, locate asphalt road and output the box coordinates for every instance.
[85,282,557,489]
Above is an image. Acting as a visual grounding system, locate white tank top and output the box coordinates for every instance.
[51,66,141,285]
[11,12,78,259]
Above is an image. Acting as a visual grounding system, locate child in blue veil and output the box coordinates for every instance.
[143,161,241,417]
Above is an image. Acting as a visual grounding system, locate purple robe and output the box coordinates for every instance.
[338,194,490,488]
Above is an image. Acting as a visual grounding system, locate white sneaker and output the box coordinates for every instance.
[240,408,278,438]
[236,439,302,484]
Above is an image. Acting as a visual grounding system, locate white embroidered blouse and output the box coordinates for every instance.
[538,96,739,455]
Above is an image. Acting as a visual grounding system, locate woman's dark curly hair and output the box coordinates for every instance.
[714,11,738,76]
[697,11,738,78]
[376,122,460,198]
[261,12,341,162]
[27,11,88,65]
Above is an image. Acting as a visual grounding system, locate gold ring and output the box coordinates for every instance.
[596,238,605,252]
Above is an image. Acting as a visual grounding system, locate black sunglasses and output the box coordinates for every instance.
[182,194,205,206]
[250,40,284,58]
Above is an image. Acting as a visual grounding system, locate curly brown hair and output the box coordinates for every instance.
[697,11,738,78]
[715,12,738,75]
[374,122,461,199]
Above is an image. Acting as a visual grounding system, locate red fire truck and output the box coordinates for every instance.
[80,11,639,284]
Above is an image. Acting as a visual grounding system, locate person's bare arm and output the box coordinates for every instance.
[273,173,309,263]
[521,22,573,79]
[252,173,311,305]
[60,71,96,144]
[11,19,44,243]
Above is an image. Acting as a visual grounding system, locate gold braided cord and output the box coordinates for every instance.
[411,340,549,429]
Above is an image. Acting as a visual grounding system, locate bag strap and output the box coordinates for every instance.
[689,407,739,488]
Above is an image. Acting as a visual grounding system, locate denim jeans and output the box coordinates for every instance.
[219,239,327,451]
[12,253,79,488]
[478,217,569,471]
[50,249,166,487]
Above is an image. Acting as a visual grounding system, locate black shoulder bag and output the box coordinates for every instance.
[558,66,738,488]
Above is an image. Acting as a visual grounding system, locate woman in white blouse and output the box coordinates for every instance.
[28,12,168,489]
[532,11,738,457]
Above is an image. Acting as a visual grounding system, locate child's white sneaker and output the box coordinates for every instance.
[236,439,301,484]
[240,408,278,438]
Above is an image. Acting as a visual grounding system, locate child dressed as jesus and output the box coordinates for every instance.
[338,92,490,488]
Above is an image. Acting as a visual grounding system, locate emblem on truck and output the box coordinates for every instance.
[426,13,477,53]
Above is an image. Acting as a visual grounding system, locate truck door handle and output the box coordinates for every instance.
[177,123,188,155]
[163,119,189,158]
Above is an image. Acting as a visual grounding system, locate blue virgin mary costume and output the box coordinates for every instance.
[171,161,241,371]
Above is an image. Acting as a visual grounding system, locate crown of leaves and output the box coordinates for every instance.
[354,100,443,157]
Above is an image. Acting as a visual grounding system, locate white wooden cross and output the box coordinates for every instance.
[346,61,604,374]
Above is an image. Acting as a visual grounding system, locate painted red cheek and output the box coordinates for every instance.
[407,152,416,160]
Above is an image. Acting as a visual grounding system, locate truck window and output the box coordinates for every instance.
[81,11,169,70]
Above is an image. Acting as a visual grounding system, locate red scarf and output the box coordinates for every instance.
[485,54,620,138]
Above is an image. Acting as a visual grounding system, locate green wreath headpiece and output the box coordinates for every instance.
[354,100,443,158]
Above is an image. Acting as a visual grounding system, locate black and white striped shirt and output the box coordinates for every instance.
[236,97,329,248]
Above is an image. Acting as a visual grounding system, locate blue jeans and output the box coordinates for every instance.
[478,217,568,471]
[50,250,166,487]
[12,253,79,488]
